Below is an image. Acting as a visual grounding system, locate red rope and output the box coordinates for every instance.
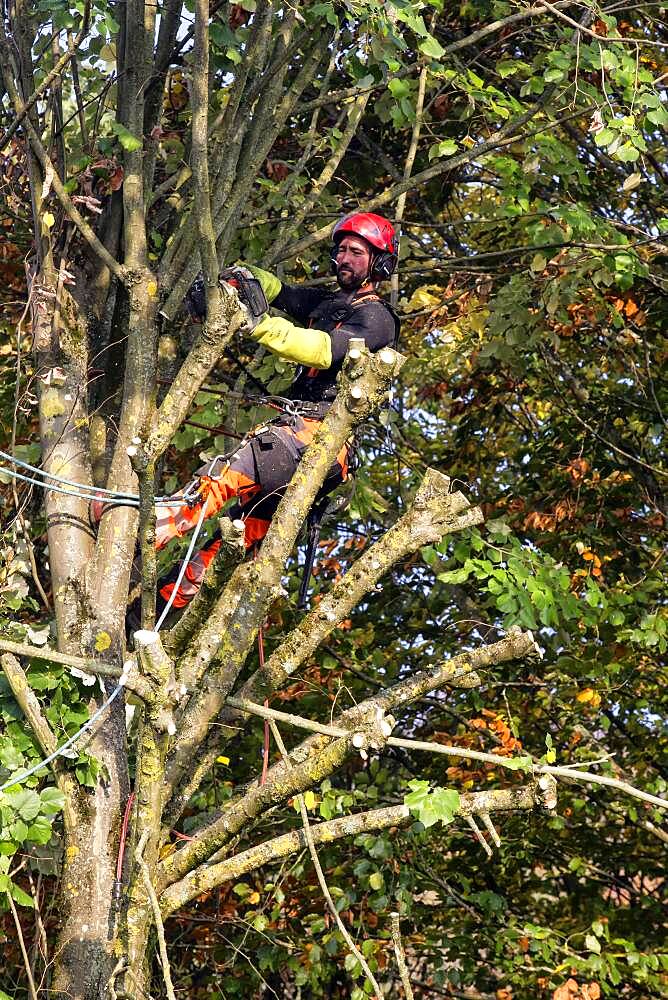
[116,791,135,882]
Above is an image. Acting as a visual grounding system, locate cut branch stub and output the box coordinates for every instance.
[133,631,183,735]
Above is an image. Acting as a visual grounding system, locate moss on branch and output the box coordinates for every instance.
[159,784,544,917]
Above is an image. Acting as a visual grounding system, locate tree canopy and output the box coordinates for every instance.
[0,1,666,998]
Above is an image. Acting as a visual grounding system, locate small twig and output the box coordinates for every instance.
[390,912,415,1000]
[268,720,384,1000]
[27,870,49,979]
[0,637,122,677]
[391,50,428,309]
[137,830,177,1000]
[466,815,493,858]
[480,812,501,849]
[6,889,39,1000]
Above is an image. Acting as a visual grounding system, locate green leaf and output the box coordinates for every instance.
[111,123,143,152]
[646,105,668,126]
[40,787,65,815]
[419,35,445,59]
[388,78,410,100]
[497,62,519,78]
[8,790,41,821]
[404,781,460,828]
[585,933,601,954]
[9,880,35,908]
[368,871,384,891]
[26,815,53,844]
[615,142,640,162]
[594,127,615,147]
[502,755,533,772]
[428,138,458,161]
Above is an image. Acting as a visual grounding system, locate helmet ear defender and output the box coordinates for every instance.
[370,251,397,280]
[329,249,339,275]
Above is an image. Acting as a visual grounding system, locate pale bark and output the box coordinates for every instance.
[160,785,544,916]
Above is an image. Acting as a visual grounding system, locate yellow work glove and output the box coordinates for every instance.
[251,315,332,369]
[244,263,282,304]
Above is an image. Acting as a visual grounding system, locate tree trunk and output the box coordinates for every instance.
[49,712,128,1000]
[31,270,133,999]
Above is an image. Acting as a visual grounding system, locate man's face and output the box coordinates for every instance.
[334,235,373,290]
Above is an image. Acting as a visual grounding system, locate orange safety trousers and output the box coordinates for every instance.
[156,415,349,613]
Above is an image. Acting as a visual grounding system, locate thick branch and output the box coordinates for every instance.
[0,637,122,678]
[160,632,537,885]
[243,630,537,791]
[146,290,247,461]
[191,0,218,285]
[159,786,541,916]
[160,731,361,889]
[242,470,482,702]
[163,517,246,658]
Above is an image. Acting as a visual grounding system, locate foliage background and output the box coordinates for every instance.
[0,0,666,997]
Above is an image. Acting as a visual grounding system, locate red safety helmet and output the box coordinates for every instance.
[332,212,398,280]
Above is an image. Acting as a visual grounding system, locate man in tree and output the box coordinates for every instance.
[146,212,400,614]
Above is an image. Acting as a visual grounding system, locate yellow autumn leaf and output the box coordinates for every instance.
[147,280,158,297]
[303,790,318,811]
[94,631,112,652]
[216,755,230,765]
[43,211,55,229]
[247,891,260,904]
[576,688,601,708]
[405,285,441,312]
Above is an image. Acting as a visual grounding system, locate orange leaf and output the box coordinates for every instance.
[566,458,590,483]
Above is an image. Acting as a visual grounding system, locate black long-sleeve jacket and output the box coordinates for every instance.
[273,283,399,404]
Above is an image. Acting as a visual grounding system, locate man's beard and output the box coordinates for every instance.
[336,265,367,290]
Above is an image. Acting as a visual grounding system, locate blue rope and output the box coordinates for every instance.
[0,448,183,504]
[154,501,209,631]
